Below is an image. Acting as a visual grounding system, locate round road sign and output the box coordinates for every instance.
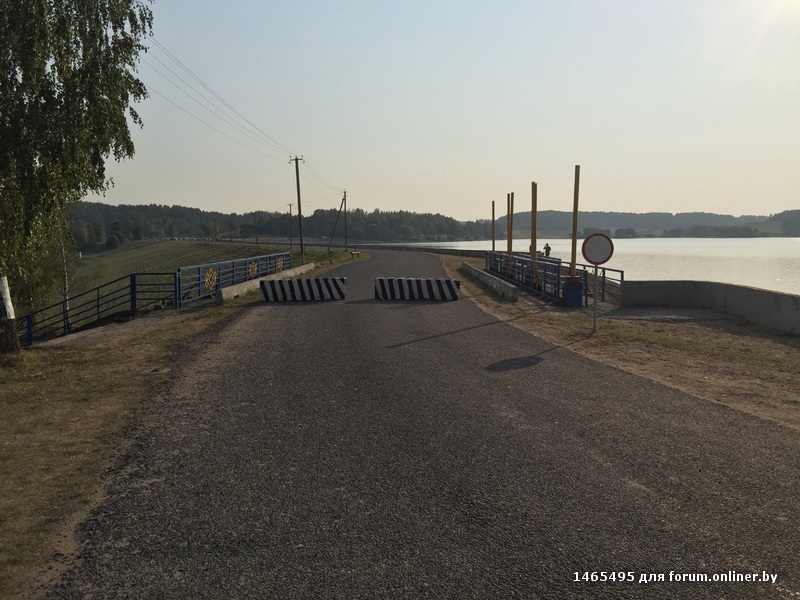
[582,233,614,265]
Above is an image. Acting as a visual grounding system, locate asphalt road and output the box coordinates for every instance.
[49,250,800,599]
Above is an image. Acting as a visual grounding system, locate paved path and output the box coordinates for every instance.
[50,250,800,599]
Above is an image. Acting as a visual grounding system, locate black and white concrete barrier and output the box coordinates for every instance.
[374,277,460,301]
[260,277,346,301]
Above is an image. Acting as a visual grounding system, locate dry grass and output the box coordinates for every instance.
[0,300,245,598]
[442,254,800,431]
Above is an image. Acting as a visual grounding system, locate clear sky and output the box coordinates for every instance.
[96,0,800,222]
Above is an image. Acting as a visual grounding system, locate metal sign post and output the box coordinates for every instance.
[581,233,614,333]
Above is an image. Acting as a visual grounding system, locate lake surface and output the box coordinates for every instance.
[398,237,800,296]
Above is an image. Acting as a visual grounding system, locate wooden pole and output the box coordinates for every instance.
[292,156,305,265]
[530,181,537,260]
[507,193,513,276]
[506,193,512,258]
[491,200,495,252]
[570,165,581,277]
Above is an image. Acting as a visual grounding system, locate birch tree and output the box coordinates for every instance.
[0,0,152,352]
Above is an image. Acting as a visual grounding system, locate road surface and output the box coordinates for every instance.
[49,250,800,599]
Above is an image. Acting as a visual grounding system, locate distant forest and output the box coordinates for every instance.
[69,202,799,250]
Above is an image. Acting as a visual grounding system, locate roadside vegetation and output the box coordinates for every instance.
[71,240,295,293]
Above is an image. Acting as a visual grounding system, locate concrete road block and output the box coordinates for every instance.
[260,277,346,301]
[374,277,460,301]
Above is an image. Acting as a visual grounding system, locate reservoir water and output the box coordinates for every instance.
[398,237,800,296]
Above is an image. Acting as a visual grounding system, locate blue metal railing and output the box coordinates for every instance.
[16,272,176,346]
[176,252,291,307]
[16,251,293,346]
[485,251,624,306]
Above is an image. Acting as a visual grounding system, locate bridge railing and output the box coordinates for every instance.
[176,252,291,307]
[485,251,625,306]
[16,251,293,346]
[16,273,176,346]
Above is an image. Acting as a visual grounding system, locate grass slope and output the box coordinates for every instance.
[71,241,290,293]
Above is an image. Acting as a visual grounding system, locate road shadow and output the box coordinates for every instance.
[485,355,544,372]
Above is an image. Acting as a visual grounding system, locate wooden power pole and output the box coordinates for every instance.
[290,156,305,265]
[288,204,293,249]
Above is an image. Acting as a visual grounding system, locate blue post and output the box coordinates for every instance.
[25,315,33,347]
[175,270,182,308]
[130,274,137,313]
[601,268,607,302]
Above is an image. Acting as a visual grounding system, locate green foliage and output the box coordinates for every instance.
[105,236,120,250]
[71,240,282,293]
[72,201,494,242]
[0,0,153,316]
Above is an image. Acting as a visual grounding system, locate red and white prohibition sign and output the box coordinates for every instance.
[581,233,614,265]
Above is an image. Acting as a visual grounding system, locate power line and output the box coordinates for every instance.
[142,57,288,161]
[140,36,346,197]
[144,84,283,159]
[149,37,297,157]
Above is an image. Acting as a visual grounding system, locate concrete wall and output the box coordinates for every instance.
[621,280,800,335]
[215,263,316,304]
[460,262,519,301]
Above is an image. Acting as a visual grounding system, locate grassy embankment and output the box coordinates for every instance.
[71,239,292,292]
[0,240,367,599]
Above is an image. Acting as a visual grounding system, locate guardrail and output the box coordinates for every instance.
[16,273,176,346]
[176,252,291,307]
[16,251,293,346]
[485,251,625,306]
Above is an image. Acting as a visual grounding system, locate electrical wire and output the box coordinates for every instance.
[141,64,287,162]
[140,36,346,199]
[145,85,282,159]
[149,36,297,157]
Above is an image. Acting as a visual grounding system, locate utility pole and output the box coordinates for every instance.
[253,213,259,247]
[290,156,305,264]
[343,190,348,251]
[288,204,294,249]
[326,191,348,255]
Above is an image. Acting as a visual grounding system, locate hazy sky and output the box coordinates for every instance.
[96,0,800,221]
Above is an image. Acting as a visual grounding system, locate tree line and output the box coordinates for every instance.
[501,210,797,238]
[71,203,800,252]
[69,202,494,249]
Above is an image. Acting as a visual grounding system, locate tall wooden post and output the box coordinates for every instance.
[510,191,515,250]
[491,201,495,252]
[530,181,538,260]
[291,156,305,265]
[570,165,581,277]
